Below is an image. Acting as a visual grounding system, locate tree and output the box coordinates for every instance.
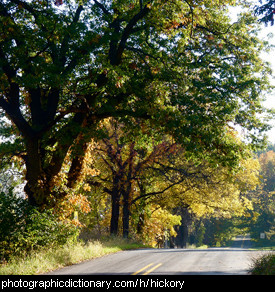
[85,118,178,236]
[254,0,275,26]
[0,0,272,208]
[248,150,275,243]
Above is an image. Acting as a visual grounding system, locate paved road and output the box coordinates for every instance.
[48,236,269,275]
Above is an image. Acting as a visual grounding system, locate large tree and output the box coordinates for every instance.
[0,0,272,207]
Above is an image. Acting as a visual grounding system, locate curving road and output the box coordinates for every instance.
[48,236,269,275]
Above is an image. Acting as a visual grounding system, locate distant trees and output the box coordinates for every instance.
[249,149,275,243]
[180,146,275,248]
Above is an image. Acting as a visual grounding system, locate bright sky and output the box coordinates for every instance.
[260,25,275,144]
[230,4,275,145]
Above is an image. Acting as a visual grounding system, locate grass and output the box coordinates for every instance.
[186,244,208,249]
[249,246,275,251]
[249,253,275,275]
[0,237,148,275]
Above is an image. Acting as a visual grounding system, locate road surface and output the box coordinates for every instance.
[48,236,269,275]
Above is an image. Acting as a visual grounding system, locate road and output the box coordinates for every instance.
[48,236,268,275]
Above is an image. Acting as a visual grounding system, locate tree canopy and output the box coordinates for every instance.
[254,0,275,26]
[0,0,272,207]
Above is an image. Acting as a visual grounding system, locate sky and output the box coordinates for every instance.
[230,4,275,145]
[260,25,275,145]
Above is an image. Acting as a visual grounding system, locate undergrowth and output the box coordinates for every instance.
[249,253,275,275]
[0,237,146,275]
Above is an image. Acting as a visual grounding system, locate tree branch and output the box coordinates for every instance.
[94,0,111,16]
[0,96,34,139]
[131,177,186,205]
[59,5,84,67]
[109,5,150,65]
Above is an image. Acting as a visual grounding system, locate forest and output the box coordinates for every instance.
[0,0,274,264]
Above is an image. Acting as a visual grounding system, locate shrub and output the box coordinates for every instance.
[249,253,275,275]
[0,189,79,261]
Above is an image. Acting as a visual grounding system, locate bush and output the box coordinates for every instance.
[0,190,79,261]
[249,253,275,275]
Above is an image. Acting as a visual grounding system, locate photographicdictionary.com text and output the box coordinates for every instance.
[1,278,184,290]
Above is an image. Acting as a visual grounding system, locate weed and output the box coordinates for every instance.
[249,253,275,275]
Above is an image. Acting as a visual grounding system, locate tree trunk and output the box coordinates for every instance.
[110,191,121,235]
[67,140,89,188]
[137,212,144,234]
[24,137,45,207]
[122,143,135,238]
[122,191,130,238]
[22,111,90,207]
[173,206,191,248]
[23,134,69,207]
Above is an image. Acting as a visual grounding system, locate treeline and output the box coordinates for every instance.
[171,145,275,248]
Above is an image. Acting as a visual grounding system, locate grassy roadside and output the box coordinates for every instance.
[249,246,275,251]
[249,253,275,275]
[0,237,148,275]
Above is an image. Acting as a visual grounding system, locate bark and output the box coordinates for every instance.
[23,136,43,206]
[122,143,135,238]
[110,191,121,235]
[122,191,130,238]
[67,140,89,189]
[174,207,191,248]
[137,212,144,234]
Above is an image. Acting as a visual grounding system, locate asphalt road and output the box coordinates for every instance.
[48,236,268,275]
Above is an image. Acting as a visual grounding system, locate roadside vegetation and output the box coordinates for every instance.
[0,191,147,275]
[0,236,147,275]
[249,253,275,275]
